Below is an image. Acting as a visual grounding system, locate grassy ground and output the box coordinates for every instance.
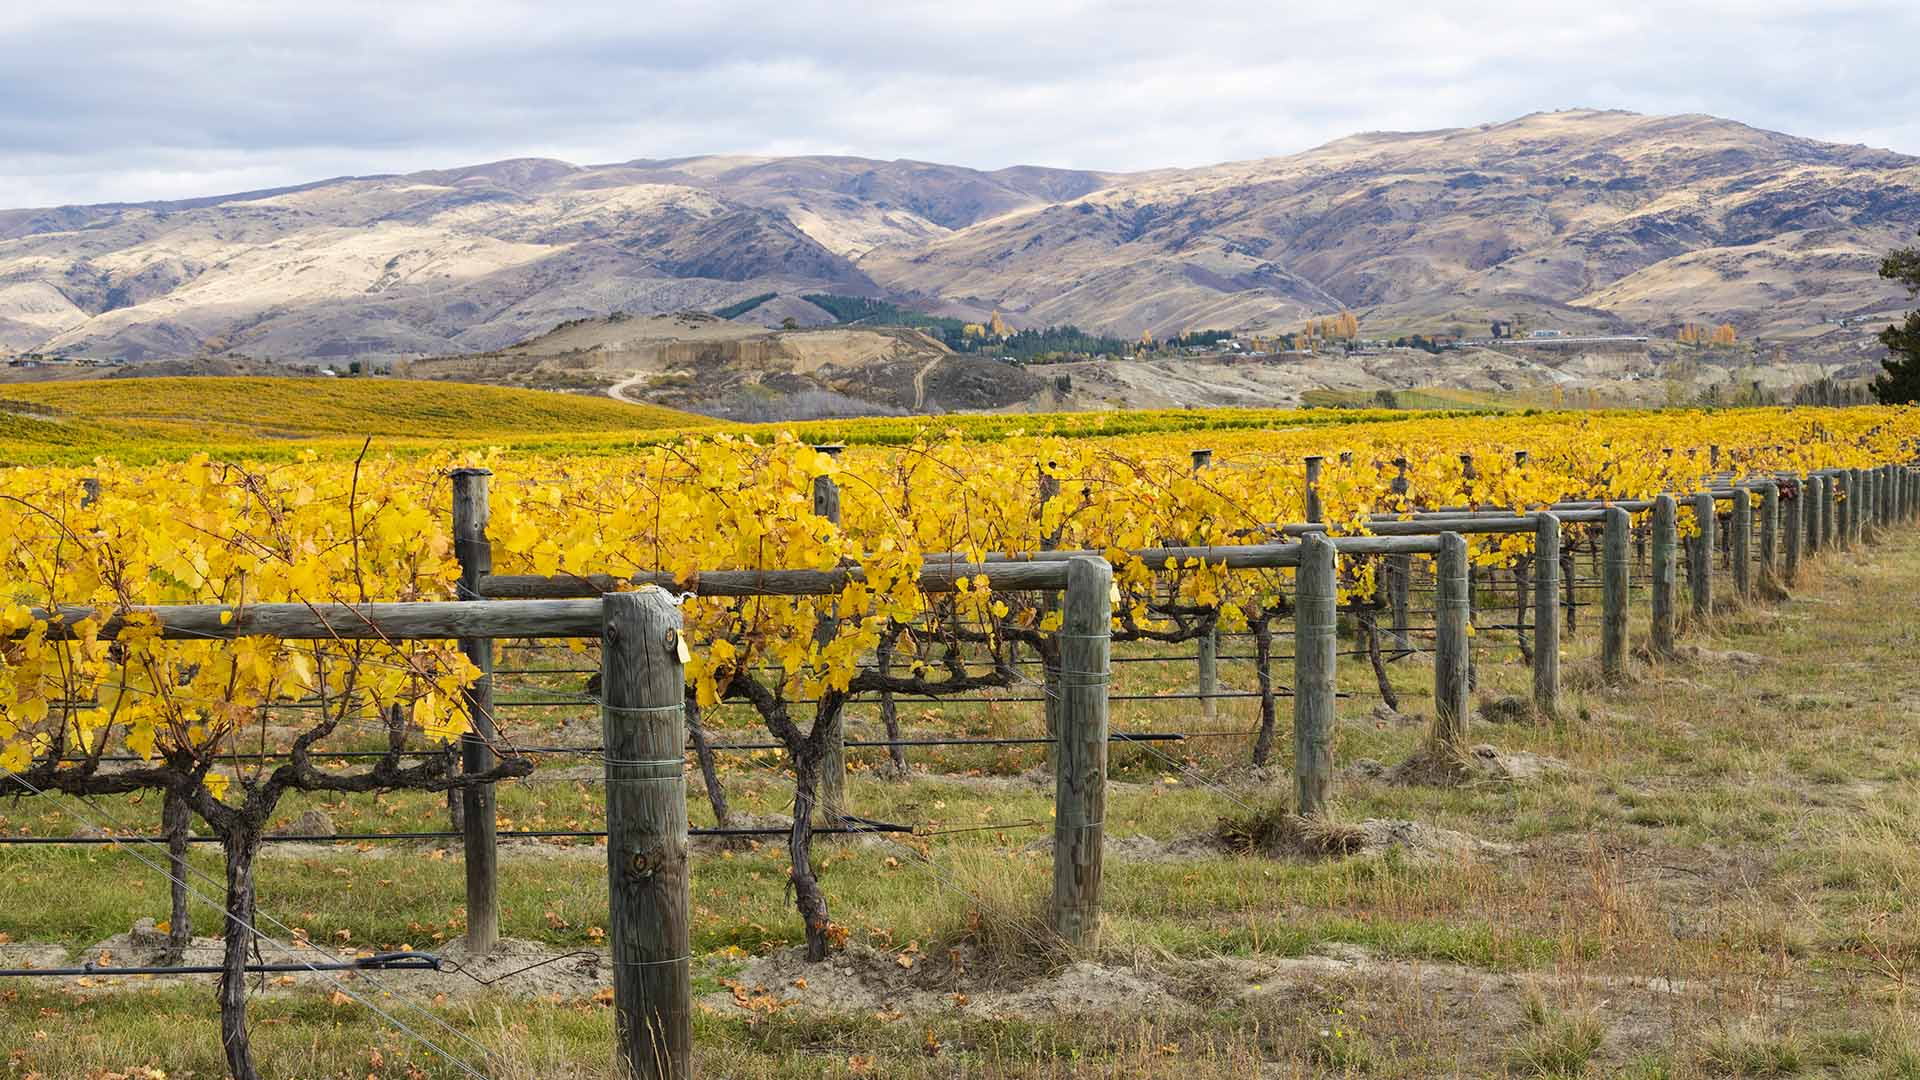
[0,377,710,464]
[0,374,1502,465]
[5,528,1920,1077]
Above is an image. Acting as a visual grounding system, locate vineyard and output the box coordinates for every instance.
[2,403,1919,1078]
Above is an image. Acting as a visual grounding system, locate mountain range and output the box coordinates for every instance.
[1,109,1914,366]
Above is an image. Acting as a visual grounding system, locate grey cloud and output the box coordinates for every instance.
[1,0,1916,206]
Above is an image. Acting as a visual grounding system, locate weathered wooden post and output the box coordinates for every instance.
[1836,471,1854,550]
[1853,468,1868,545]
[1051,556,1111,947]
[1038,467,1062,746]
[1191,449,1217,721]
[1689,492,1715,621]
[600,589,692,1080]
[80,477,101,507]
[1532,512,1561,715]
[1730,486,1752,601]
[1852,469,1868,543]
[1601,507,1630,683]
[811,444,848,825]
[1759,481,1779,592]
[1810,474,1827,555]
[1294,533,1337,818]
[1303,455,1325,523]
[1433,532,1471,748]
[1782,479,1801,587]
[1387,458,1411,648]
[1651,495,1678,656]
[1460,453,1478,689]
[1820,473,1836,551]
[450,467,500,954]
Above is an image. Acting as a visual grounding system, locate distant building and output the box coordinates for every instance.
[1490,319,1514,339]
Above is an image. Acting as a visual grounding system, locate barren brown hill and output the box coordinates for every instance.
[0,109,1912,370]
[403,311,1042,419]
[860,110,1920,350]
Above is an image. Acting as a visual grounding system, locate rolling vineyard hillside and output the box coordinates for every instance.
[0,377,710,463]
[0,401,1917,1078]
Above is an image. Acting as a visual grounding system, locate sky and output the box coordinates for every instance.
[2,0,1917,208]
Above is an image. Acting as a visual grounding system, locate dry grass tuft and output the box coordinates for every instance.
[1695,1018,1807,1076]
[1507,992,1607,1077]
[1215,804,1368,858]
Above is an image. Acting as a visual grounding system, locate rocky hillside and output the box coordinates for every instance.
[1,110,1913,366]
[403,311,1043,419]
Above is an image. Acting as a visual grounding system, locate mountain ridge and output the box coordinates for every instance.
[1,109,1913,365]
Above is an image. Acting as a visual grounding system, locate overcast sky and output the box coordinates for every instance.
[3,0,1917,208]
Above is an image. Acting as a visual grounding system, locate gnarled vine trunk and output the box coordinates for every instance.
[1251,612,1278,767]
[218,828,262,1080]
[786,747,831,961]
[163,788,193,965]
[685,694,731,827]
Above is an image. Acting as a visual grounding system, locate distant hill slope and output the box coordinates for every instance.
[1,110,1913,367]
[0,376,706,463]
[405,311,1043,420]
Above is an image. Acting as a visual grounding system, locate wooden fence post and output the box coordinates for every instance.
[1304,456,1325,523]
[1051,556,1112,947]
[600,589,692,1080]
[1759,481,1779,591]
[1038,468,1062,749]
[1730,486,1752,601]
[1460,454,1478,689]
[1387,458,1411,648]
[1853,468,1867,545]
[1192,449,1217,721]
[1836,471,1854,550]
[1821,473,1836,551]
[1689,492,1715,621]
[1856,469,1870,544]
[1294,532,1337,818]
[1782,479,1801,587]
[1532,512,1561,715]
[1601,507,1630,683]
[811,444,847,825]
[450,467,499,955]
[1651,495,1678,656]
[1433,532,1470,748]
[1851,469,1866,543]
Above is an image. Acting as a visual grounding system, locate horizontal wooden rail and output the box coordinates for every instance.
[480,559,1074,600]
[477,536,1451,600]
[17,599,605,642]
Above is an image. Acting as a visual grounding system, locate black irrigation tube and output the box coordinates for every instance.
[49,730,1190,767]
[1,817,913,847]
[0,952,443,979]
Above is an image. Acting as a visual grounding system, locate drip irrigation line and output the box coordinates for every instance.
[0,952,443,979]
[2,819,915,846]
[0,769,497,1080]
[52,730,1191,767]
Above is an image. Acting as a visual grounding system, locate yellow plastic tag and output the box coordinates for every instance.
[675,633,692,664]
[1109,584,1121,604]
